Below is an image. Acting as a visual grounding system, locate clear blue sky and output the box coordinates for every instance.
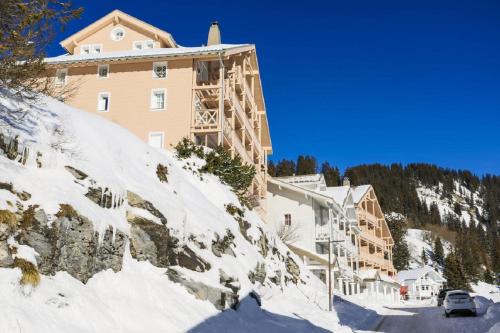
[47,0,500,175]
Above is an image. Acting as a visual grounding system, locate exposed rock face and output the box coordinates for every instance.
[17,208,126,283]
[128,211,210,272]
[211,229,236,257]
[127,191,167,225]
[0,240,13,267]
[85,187,123,209]
[285,256,300,284]
[0,182,31,201]
[257,230,269,258]
[64,166,88,180]
[167,268,238,310]
[248,262,266,285]
[128,213,172,267]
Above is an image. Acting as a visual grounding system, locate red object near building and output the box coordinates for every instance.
[400,286,408,299]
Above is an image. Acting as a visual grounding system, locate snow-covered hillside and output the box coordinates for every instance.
[417,181,483,227]
[406,228,450,270]
[0,92,352,333]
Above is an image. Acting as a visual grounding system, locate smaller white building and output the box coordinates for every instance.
[396,266,446,300]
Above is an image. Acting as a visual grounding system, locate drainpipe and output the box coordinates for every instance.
[218,50,225,145]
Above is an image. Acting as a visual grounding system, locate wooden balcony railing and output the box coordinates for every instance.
[194,109,218,129]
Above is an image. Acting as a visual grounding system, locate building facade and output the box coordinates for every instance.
[44,10,272,199]
[266,175,362,296]
[396,266,446,300]
[352,184,396,277]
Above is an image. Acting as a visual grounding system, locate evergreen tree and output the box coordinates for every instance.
[321,162,340,186]
[385,214,410,270]
[296,155,317,175]
[421,249,427,266]
[275,159,295,177]
[267,160,276,177]
[453,202,461,216]
[0,0,82,100]
[429,203,441,225]
[433,237,444,266]
[443,251,470,290]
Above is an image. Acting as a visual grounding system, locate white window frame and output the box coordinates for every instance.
[150,88,166,111]
[97,92,111,112]
[148,132,165,149]
[80,45,90,55]
[110,26,125,41]
[133,41,143,50]
[144,40,155,49]
[152,62,168,79]
[92,44,103,54]
[55,68,68,86]
[97,64,109,79]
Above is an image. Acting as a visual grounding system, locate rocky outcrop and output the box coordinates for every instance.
[248,262,266,285]
[64,166,88,180]
[16,207,126,283]
[0,182,31,201]
[212,229,236,257]
[127,191,167,225]
[167,268,238,310]
[285,255,300,284]
[128,211,210,272]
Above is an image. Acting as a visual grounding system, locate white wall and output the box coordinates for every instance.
[266,182,315,251]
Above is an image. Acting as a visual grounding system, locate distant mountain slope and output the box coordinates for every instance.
[0,91,352,333]
[345,163,500,281]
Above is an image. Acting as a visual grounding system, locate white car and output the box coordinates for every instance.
[443,290,476,317]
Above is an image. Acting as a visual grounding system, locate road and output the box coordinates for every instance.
[373,305,495,333]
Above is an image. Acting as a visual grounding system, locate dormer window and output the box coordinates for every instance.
[133,41,143,50]
[111,27,125,41]
[92,44,102,54]
[144,40,154,49]
[80,45,90,55]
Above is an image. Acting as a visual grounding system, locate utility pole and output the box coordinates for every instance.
[328,236,345,311]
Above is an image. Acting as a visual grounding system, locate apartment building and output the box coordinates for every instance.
[266,174,362,296]
[44,10,272,199]
[331,180,396,277]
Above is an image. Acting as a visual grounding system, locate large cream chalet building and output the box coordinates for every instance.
[45,10,272,199]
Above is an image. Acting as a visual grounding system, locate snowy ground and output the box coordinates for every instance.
[0,92,357,333]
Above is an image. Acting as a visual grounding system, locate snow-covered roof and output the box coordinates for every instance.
[396,266,446,284]
[325,186,350,206]
[352,185,371,204]
[44,44,251,64]
[358,269,399,284]
[276,174,325,186]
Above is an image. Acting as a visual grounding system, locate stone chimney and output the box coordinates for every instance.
[207,21,221,46]
[343,177,350,187]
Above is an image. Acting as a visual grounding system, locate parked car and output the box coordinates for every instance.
[437,288,453,306]
[443,290,476,317]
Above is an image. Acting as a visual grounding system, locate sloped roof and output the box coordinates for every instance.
[395,266,446,284]
[352,185,371,204]
[60,10,177,53]
[325,186,350,206]
[44,44,251,65]
[276,174,325,186]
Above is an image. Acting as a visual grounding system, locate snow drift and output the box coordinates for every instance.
[0,91,351,332]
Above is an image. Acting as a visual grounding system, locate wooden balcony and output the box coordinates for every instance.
[193,109,219,130]
[227,92,262,157]
[359,231,386,248]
